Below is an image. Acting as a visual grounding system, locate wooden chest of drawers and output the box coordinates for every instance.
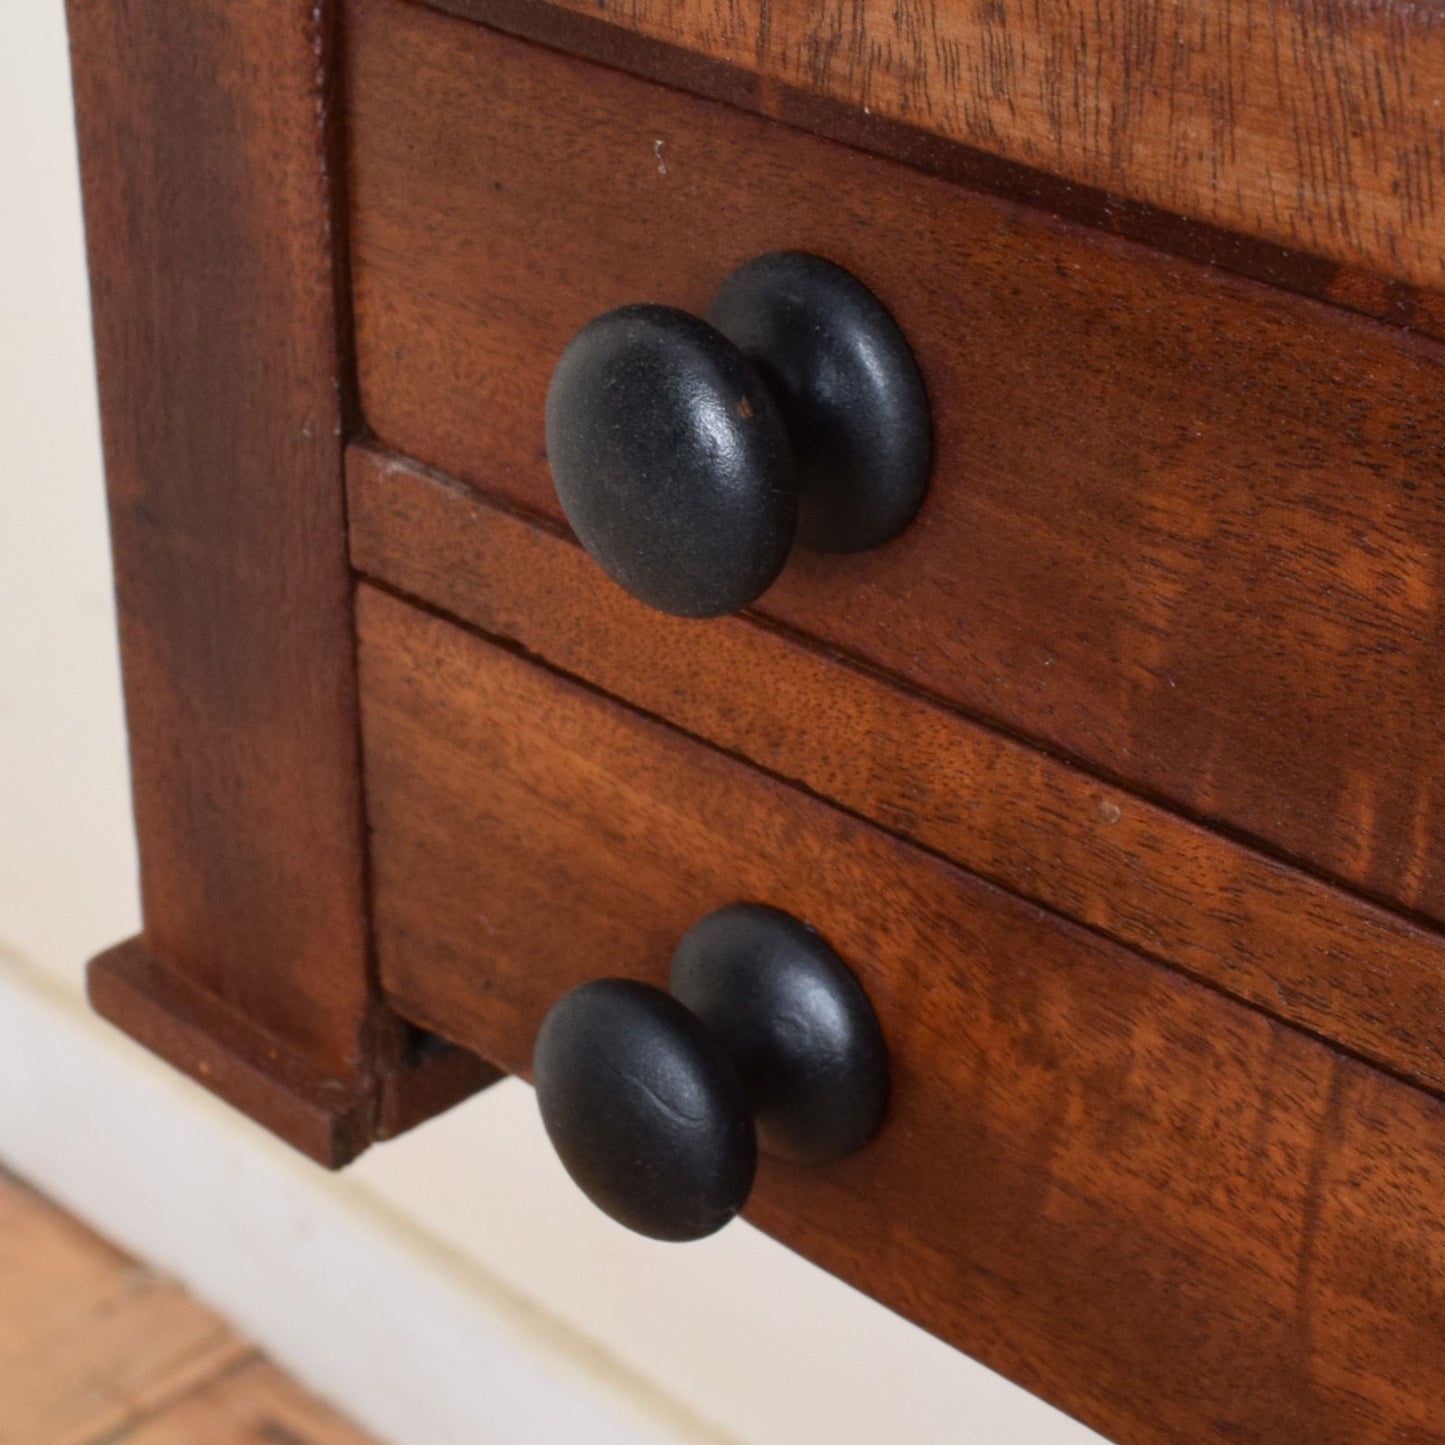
[69,0,1445,1439]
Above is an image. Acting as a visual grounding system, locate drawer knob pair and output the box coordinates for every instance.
[533,904,890,1241]
[545,252,931,618]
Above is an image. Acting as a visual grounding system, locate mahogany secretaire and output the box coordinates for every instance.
[68,0,1445,1438]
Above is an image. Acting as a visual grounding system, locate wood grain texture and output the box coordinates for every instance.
[0,1172,376,1445]
[428,0,1445,342]
[67,0,493,1154]
[68,0,372,1079]
[432,0,1445,291]
[1,1296,246,1445]
[349,444,1445,1096]
[0,1171,156,1360]
[83,939,497,1166]
[0,1175,251,1445]
[113,1360,376,1445]
[358,585,1445,1445]
[348,0,1445,923]
[86,939,378,1167]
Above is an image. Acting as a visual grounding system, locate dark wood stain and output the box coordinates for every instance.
[70,0,1445,1430]
[346,0,1445,927]
[347,442,1445,1099]
[426,0,1445,339]
[67,0,492,1159]
[431,0,1445,291]
[357,582,1445,1445]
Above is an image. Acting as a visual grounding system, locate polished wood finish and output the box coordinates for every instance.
[428,0,1445,341]
[358,584,1445,1445]
[348,0,1445,926]
[83,939,496,1164]
[87,940,377,1166]
[431,0,1445,292]
[349,443,1445,1097]
[73,0,1445,1433]
[67,0,493,1162]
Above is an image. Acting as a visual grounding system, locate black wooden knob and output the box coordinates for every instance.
[533,904,890,1241]
[545,253,931,618]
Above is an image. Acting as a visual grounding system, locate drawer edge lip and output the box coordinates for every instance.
[416,0,1445,334]
[347,447,1445,1101]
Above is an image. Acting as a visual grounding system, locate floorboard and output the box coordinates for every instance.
[0,1170,376,1445]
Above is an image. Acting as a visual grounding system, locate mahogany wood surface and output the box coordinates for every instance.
[347,0,1445,927]
[88,940,378,1166]
[426,0,1445,342]
[67,0,493,1161]
[358,583,1445,1445]
[424,0,1445,292]
[349,443,1445,1098]
[430,0,1445,341]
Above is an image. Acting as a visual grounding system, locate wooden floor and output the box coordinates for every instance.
[0,1169,377,1445]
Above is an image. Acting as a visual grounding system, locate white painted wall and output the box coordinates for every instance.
[0,5,1103,1442]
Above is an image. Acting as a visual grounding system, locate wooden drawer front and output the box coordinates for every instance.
[350,443,1445,1100]
[358,583,1445,1445]
[348,0,1445,925]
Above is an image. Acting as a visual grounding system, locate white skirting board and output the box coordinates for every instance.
[0,946,733,1445]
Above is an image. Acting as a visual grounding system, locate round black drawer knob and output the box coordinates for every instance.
[544,252,931,618]
[532,904,890,1241]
